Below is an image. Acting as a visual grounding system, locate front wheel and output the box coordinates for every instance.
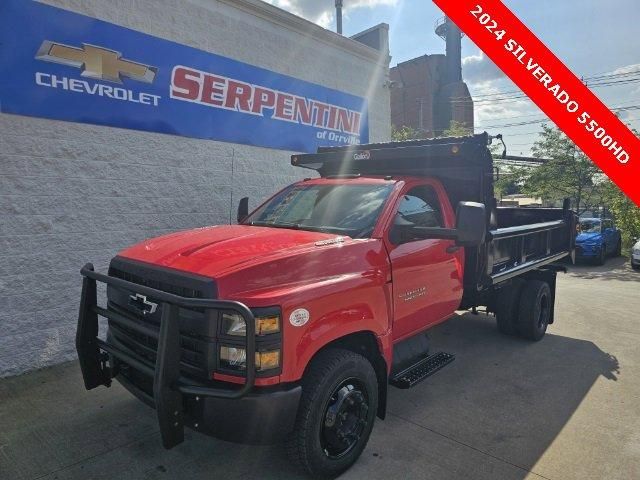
[286,348,378,478]
[596,246,606,265]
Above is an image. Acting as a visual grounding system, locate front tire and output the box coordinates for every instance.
[596,246,606,265]
[517,280,551,341]
[286,348,378,478]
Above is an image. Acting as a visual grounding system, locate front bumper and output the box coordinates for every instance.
[575,244,601,258]
[76,263,272,449]
[113,346,301,444]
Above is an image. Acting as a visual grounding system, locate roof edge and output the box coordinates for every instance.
[217,0,389,64]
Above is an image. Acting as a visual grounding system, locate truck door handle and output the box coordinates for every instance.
[446,245,460,254]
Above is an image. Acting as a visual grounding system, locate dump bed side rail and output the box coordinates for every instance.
[486,210,576,285]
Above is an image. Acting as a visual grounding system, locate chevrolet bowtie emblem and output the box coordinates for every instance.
[35,41,158,84]
[128,293,158,315]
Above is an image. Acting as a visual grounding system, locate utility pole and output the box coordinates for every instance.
[418,98,425,133]
[335,0,343,34]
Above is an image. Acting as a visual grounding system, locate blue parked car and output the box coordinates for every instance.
[576,218,622,265]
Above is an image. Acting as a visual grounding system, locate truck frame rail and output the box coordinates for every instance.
[76,263,256,449]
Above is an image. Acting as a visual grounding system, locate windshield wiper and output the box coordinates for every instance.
[247,221,359,236]
[246,221,304,230]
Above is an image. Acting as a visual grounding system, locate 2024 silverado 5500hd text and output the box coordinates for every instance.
[76,134,576,478]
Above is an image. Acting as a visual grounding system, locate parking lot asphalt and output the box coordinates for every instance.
[1,256,638,480]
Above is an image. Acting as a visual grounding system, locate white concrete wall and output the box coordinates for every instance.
[0,0,390,376]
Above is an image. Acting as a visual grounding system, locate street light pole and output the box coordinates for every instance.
[335,0,343,34]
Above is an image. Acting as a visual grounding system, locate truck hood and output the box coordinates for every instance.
[117,225,388,300]
[118,225,339,275]
[576,232,602,243]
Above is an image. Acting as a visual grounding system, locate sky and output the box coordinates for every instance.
[264,0,640,155]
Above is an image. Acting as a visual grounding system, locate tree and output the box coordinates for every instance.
[599,128,640,249]
[391,125,422,141]
[601,180,640,249]
[494,173,523,198]
[522,125,602,214]
[441,120,472,137]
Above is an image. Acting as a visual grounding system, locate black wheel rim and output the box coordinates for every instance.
[320,377,370,459]
[538,292,550,329]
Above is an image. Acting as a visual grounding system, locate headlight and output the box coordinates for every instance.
[219,346,280,371]
[633,248,640,255]
[221,311,280,336]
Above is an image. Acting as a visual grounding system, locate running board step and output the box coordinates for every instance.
[389,352,455,389]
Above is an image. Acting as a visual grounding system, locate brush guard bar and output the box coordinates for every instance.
[76,263,256,448]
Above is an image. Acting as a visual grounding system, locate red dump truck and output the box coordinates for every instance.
[76,133,576,477]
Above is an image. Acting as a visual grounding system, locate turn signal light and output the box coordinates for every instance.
[219,346,280,371]
[221,312,280,336]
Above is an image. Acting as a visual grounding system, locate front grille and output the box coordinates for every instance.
[108,304,208,374]
[110,267,204,301]
[106,257,218,381]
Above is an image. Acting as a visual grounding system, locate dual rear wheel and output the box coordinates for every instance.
[495,279,551,341]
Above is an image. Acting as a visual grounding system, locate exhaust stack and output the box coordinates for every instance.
[336,0,343,34]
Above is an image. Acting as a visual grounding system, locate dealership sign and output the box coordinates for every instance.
[0,1,369,152]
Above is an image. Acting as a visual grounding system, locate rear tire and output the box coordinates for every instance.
[495,279,525,336]
[517,280,551,341]
[614,238,622,257]
[286,348,378,479]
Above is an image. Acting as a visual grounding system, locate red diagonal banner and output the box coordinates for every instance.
[434,0,640,206]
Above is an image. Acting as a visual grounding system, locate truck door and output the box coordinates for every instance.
[602,219,615,255]
[385,182,464,341]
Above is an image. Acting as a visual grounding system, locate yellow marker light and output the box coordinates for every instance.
[256,349,280,371]
[219,346,280,371]
[221,312,280,336]
[255,314,280,335]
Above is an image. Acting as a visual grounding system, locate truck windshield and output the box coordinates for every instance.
[244,183,393,238]
[579,220,601,233]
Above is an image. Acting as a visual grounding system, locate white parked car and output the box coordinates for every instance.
[632,238,640,270]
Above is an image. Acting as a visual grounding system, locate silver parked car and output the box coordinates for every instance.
[632,238,640,270]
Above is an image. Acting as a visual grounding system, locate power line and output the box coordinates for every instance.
[451,75,640,105]
[453,69,640,102]
[475,104,640,130]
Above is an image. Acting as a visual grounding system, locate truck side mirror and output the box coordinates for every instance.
[237,197,249,224]
[455,202,486,246]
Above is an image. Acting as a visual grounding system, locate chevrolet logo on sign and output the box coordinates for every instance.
[35,41,157,84]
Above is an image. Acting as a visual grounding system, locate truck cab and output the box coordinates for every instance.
[76,133,576,478]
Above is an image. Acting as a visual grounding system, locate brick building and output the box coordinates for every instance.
[390,18,473,137]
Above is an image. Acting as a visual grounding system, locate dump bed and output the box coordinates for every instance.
[291,133,576,299]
